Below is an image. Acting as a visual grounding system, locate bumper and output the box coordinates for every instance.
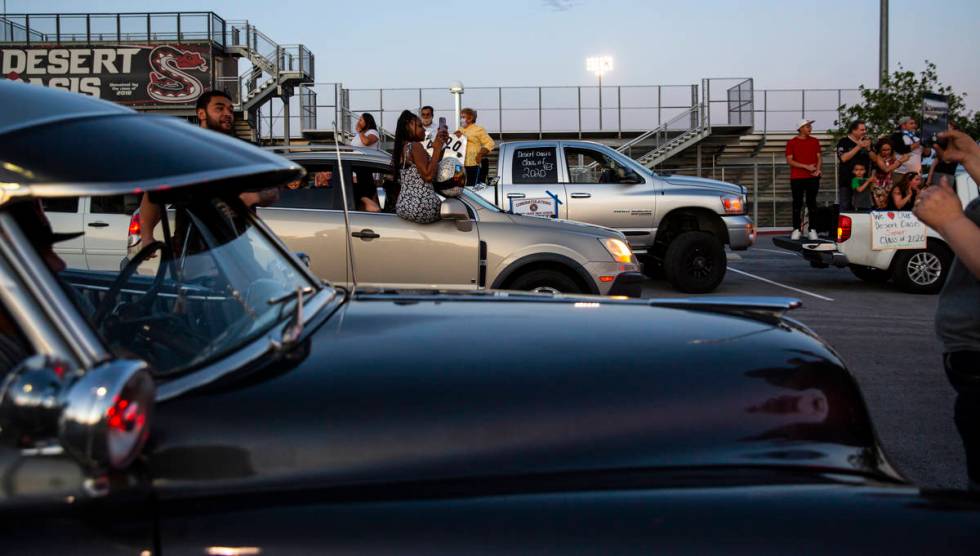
[772,236,849,268]
[607,271,644,298]
[723,215,756,250]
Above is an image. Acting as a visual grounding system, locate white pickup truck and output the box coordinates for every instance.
[774,171,978,294]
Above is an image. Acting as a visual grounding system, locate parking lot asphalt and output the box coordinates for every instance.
[640,234,965,490]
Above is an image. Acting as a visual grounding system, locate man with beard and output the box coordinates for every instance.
[138,91,278,250]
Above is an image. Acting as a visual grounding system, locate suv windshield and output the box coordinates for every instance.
[46,194,318,377]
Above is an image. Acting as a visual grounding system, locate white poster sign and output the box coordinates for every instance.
[871,210,927,250]
[423,132,467,163]
[508,191,562,218]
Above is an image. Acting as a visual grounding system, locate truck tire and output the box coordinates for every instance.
[663,231,726,293]
[508,269,584,295]
[849,264,891,284]
[891,242,952,294]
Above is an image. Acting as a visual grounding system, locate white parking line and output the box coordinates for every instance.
[752,248,800,257]
[727,266,835,302]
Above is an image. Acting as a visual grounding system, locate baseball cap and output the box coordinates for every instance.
[897,116,913,126]
[797,119,815,130]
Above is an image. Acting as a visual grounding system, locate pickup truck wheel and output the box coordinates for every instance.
[508,269,584,295]
[891,243,952,294]
[663,231,726,293]
[849,264,891,284]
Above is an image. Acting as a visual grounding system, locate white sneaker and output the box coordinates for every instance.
[790,229,802,240]
[807,229,818,240]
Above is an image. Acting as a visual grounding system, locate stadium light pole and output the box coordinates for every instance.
[587,56,614,130]
[449,81,464,130]
[879,0,888,89]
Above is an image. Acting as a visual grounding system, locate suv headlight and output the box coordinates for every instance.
[721,194,746,215]
[602,238,635,264]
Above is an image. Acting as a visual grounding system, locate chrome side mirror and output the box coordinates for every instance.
[440,198,473,232]
[0,357,154,470]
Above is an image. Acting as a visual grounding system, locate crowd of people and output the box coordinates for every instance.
[785,115,962,239]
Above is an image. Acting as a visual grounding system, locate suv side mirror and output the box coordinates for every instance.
[440,198,473,232]
[0,356,154,470]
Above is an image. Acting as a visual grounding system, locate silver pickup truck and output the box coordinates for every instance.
[479,140,755,293]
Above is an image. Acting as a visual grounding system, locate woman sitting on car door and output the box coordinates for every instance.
[391,110,449,224]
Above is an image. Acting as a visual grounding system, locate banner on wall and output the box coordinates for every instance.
[1,44,213,107]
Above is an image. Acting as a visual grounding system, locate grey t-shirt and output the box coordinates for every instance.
[936,196,980,353]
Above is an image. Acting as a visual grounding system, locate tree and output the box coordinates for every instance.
[833,61,978,140]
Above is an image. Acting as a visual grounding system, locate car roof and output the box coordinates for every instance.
[266,145,393,167]
[0,81,303,206]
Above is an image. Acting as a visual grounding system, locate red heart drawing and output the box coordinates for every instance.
[887,212,895,219]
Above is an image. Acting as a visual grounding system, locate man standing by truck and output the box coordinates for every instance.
[836,120,874,211]
[786,119,822,240]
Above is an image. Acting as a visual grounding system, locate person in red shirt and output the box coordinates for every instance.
[785,119,823,240]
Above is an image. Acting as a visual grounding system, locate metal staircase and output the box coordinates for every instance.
[222,21,314,131]
[616,104,710,169]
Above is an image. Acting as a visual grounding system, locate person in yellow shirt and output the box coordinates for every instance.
[455,107,496,186]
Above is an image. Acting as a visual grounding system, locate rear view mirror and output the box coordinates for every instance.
[0,356,154,471]
[440,198,473,232]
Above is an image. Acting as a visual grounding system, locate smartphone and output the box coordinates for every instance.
[438,116,447,132]
[921,92,949,149]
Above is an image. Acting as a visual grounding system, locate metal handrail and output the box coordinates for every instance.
[617,104,703,153]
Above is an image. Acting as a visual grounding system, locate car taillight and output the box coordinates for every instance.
[128,213,140,236]
[837,215,852,242]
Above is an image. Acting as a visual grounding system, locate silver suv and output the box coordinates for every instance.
[488,141,756,292]
[255,147,642,296]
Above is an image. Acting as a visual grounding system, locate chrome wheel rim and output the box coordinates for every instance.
[907,252,942,286]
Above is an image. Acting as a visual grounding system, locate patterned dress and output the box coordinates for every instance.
[871,156,896,209]
[396,143,442,224]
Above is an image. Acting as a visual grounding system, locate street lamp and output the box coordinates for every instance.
[449,80,464,130]
[586,56,614,129]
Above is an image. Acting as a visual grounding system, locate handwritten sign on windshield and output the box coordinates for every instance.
[871,210,927,250]
[512,147,557,184]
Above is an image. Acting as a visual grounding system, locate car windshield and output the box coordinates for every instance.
[460,188,502,213]
[46,193,319,378]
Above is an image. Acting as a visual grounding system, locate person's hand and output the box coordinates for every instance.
[355,121,364,133]
[858,137,871,149]
[475,153,484,165]
[812,168,822,177]
[937,129,980,164]
[454,130,462,138]
[434,129,448,149]
[914,182,965,233]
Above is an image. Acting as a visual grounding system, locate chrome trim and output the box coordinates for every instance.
[648,296,802,318]
[0,213,108,368]
[155,287,340,402]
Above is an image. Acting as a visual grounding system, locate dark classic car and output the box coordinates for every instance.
[1,81,979,555]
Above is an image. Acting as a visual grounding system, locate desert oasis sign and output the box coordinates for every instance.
[0,44,213,107]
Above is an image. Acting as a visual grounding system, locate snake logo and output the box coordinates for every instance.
[146,46,208,104]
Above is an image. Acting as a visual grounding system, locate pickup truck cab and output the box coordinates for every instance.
[481,140,755,293]
[775,171,978,294]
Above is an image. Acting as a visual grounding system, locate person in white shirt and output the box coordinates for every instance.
[351,113,381,150]
[420,105,438,142]
[891,116,931,176]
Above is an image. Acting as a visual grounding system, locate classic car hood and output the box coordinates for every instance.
[661,174,743,195]
[150,295,899,491]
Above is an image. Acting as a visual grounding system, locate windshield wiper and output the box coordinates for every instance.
[269,286,315,350]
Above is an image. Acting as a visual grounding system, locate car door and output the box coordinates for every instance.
[561,143,656,248]
[85,193,141,271]
[41,196,87,269]
[500,143,568,219]
[258,163,350,287]
[347,161,480,290]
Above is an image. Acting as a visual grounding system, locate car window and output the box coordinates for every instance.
[90,194,141,215]
[565,146,642,185]
[349,163,389,213]
[40,197,79,213]
[511,147,558,185]
[274,164,343,210]
[49,195,318,378]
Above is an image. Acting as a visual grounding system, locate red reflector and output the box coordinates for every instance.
[599,275,615,283]
[837,215,852,242]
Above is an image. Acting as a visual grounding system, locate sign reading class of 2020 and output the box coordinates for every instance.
[0,44,213,107]
[870,210,927,250]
